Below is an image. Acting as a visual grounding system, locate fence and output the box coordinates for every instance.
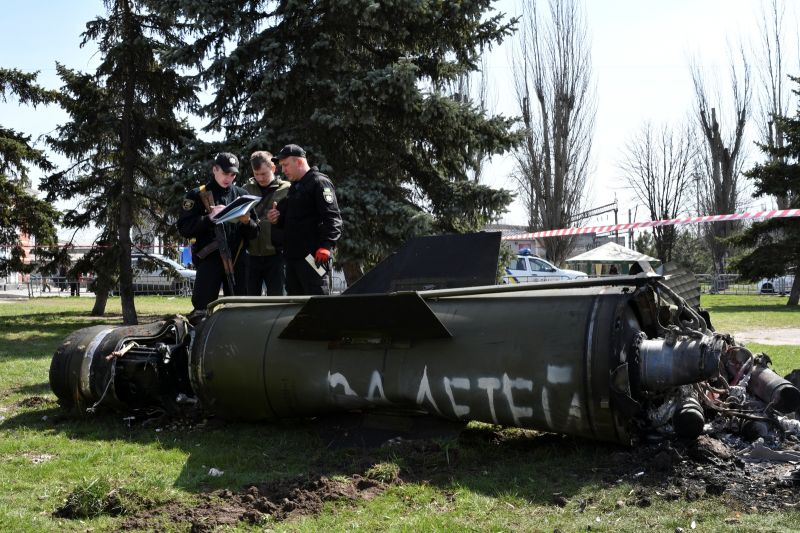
[501,273,793,296]
[1,274,346,297]
[694,274,749,295]
[2,273,792,299]
[0,276,92,298]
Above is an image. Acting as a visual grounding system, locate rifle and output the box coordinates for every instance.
[198,185,237,291]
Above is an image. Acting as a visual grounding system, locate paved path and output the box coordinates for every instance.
[0,288,92,300]
[733,328,800,346]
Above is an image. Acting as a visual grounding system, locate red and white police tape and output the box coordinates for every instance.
[503,208,800,240]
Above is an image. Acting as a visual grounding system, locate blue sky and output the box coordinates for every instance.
[2,0,795,236]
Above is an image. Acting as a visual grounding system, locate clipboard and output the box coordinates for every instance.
[210,195,261,224]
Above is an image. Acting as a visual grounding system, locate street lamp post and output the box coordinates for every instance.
[694,174,702,239]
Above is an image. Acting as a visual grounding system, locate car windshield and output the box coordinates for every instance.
[134,254,186,270]
[157,256,186,270]
[530,258,555,271]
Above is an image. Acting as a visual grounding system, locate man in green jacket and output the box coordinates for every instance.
[244,151,290,295]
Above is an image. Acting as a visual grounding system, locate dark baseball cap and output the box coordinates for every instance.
[214,152,239,174]
[271,144,306,163]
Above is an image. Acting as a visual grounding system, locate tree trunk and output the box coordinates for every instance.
[788,276,799,306]
[117,0,138,325]
[91,287,110,316]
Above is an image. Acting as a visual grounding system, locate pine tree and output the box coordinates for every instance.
[731,76,800,306]
[167,0,519,278]
[44,0,197,323]
[0,69,59,277]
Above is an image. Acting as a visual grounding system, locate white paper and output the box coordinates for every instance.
[305,254,327,277]
[211,195,261,224]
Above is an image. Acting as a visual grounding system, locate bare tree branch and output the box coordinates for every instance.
[755,0,795,209]
[618,122,698,262]
[510,0,595,265]
[691,46,751,273]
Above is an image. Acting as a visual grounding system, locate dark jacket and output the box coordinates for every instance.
[177,180,259,262]
[244,177,290,256]
[275,167,342,259]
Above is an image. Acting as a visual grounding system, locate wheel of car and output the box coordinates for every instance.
[760,282,774,294]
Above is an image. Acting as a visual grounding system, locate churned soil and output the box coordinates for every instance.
[118,475,385,532]
[112,425,800,531]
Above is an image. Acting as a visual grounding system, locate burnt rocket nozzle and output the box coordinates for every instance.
[638,335,723,391]
[747,366,800,414]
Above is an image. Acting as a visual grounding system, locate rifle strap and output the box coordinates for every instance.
[233,241,244,266]
[195,241,219,259]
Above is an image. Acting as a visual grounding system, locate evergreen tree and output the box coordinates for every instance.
[671,229,713,274]
[731,77,800,306]
[168,0,519,279]
[44,0,197,323]
[0,69,59,276]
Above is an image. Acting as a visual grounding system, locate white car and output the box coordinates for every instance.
[757,275,795,295]
[132,253,196,295]
[505,253,588,283]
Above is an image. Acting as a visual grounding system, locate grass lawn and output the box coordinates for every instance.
[1,295,798,532]
[701,293,800,332]
[700,294,800,376]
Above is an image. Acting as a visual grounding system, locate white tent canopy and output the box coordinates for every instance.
[565,242,660,265]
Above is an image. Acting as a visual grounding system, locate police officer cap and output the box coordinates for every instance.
[271,144,306,163]
[214,152,239,174]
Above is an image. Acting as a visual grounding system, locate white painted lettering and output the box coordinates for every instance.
[502,373,533,425]
[366,370,388,402]
[443,377,471,418]
[566,392,583,427]
[477,377,501,423]
[327,371,358,397]
[547,365,573,384]
[541,387,553,428]
[415,365,443,415]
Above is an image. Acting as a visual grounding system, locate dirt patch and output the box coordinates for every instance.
[733,327,800,346]
[119,475,385,531]
[23,452,55,464]
[92,413,800,530]
[54,483,153,519]
[17,395,56,408]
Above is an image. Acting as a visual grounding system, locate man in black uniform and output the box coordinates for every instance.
[267,144,342,295]
[178,152,259,314]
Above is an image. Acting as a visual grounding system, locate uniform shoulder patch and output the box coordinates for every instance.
[183,198,195,211]
[322,186,334,204]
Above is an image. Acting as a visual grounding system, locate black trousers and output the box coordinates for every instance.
[191,251,247,311]
[247,254,286,296]
[285,257,329,295]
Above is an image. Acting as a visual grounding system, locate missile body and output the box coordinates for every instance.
[50,280,743,445]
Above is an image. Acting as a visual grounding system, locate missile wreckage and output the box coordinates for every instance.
[49,234,800,446]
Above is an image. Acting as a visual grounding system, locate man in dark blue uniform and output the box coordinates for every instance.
[178,152,259,314]
[267,144,342,295]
